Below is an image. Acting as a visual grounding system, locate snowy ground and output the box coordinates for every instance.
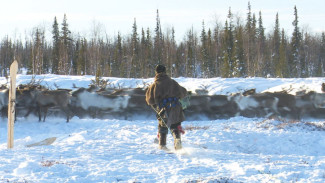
[1,116,325,182]
[1,75,325,182]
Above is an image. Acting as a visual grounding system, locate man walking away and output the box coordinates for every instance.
[146,65,187,150]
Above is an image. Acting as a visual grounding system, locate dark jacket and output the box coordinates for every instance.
[146,73,187,127]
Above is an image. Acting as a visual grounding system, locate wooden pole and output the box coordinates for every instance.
[8,60,18,149]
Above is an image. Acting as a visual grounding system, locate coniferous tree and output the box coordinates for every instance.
[250,13,257,76]
[221,8,235,77]
[170,27,177,77]
[52,16,60,74]
[145,28,154,77]
[272,13,281,77]
[207,28,216,77]
[164,27,177,77]
[318,32,325,76]
[61,14,74,75]
[200,20,209,77]
[289,6,302,77]
[256,11,267,77]
[31,28,45,75]
[245,2,253,76]
[140,28,147,77]
[185,27,198,77]
[113,32,123,77]
[213,22,222,77]
[0,36,14,76]
[153,9,164,65]
[279,29,288,77]
[221,20,231,77]
[130,18,139,77]
[234,17,245,77]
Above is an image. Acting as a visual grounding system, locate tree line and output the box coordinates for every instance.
[1,3,325,78]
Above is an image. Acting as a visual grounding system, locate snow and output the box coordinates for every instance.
[1,75,325,182]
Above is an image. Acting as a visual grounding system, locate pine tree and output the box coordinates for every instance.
[186,27,198,77]
[51,16,60,74]
[245,2,253,76]
[221,8,235,77]
[221,20,231,77]
[279,29,288,77]
[153,9,163,65]
[31,28,44,75]
[200,20,209,77]
[207,28,216,77]
[114,32,124,77]
[289,6,302,77]
[60,14,73,75]
[256,11,267,77]
[145,28,154,77]
[140,28,146,77]
[0,36,14,76]
[272,13,281,77]
[213,22,222,77]
[317,32,325,76]
[164,27,177,77]
[130,18,139,77]
[234,19,245,77]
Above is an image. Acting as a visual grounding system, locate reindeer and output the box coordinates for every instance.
[0,88,9,117]
[70,87,130,118]
[30,89,71,122]
[229,92,279,118]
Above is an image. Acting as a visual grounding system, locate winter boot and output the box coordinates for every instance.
[172,129,182,150]
[158,133,168,150]
[174,138,182,150]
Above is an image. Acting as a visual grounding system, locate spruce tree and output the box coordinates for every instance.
[289,6,302,77]
[131,18,139,77]
[318,32,325,76]
[153,9,163,65]
[221,20,231,77]
[186,27,198,77]
[272,13,281,77]
[234,20,245,77]
[222,8,235,77]
[245,2,252,76]
[200,20,209,77]
[52,16,60,74]
[279,29,288,77]
[145,28,154,77]
[140,28,147,77]
[257,11,266,77]
[114,32,123,77]
[60,14,72,74]
[207,28,215,77]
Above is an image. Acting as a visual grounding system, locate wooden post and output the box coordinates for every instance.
[8,60,18,149]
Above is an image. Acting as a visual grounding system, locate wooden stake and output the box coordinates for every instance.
[8,60,18,149]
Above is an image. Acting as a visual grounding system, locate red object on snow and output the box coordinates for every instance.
[178,125,185,134]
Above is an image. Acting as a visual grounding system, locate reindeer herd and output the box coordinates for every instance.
[1,83,325,122]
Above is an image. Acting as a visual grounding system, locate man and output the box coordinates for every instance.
[146,64,187,150]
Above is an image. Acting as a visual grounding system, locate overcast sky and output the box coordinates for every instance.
[0,0,324,42]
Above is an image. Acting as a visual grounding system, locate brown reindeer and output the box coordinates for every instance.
[31,89,71,122]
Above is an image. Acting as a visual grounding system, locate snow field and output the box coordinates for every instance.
[0,116,324,182]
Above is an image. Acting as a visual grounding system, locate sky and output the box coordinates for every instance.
[0,0,324,42]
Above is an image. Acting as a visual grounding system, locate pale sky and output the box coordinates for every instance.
[0,0,324,42]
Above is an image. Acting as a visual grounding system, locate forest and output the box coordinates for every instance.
[0,2,325,79]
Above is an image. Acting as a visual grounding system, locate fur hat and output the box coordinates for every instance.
[155,64,166,73]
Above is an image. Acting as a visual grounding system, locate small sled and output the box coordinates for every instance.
[26,137,57,147]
